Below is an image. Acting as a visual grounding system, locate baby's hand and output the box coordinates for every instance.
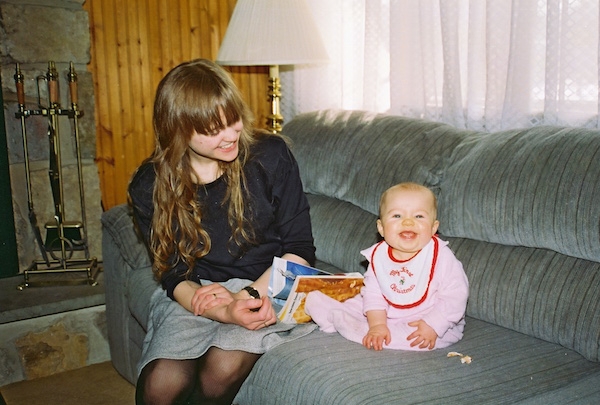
[362,324,391,351]
[407,319,437,350]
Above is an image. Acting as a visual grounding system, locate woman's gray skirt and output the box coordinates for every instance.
[137,278,317,376]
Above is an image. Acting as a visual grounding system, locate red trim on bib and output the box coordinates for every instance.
[371,236,439,309]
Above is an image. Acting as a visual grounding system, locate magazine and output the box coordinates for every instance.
[269,257,364,324]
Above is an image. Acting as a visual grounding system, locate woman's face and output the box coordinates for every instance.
[187,120,243,165]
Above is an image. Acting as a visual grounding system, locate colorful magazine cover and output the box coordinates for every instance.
[269,257,364,324]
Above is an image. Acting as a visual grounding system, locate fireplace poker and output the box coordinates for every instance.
[67,62,90,258]
[14,63,50,266]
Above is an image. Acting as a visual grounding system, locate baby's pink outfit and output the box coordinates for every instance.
[305,236,469,350]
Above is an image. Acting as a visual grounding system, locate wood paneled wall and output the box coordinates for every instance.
[84,0,269,209]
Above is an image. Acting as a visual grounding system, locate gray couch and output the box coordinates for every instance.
[102,109,600,404]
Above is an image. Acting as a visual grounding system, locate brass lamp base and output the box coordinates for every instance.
[266,65,283,133]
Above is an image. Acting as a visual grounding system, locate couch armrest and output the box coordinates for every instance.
[101,204,152,384]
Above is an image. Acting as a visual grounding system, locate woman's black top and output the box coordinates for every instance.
[129,135,316,300]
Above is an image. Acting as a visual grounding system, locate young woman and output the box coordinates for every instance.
[129,59,316,405]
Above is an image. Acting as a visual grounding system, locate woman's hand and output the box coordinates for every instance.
[190,283,235,316]
[187,282,276,330]
[193,253,307,329]
[220,295,277,330]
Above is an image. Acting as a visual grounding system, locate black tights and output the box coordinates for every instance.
[135,348,261,405]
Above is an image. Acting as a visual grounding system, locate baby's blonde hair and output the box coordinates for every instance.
[379,182,437,218]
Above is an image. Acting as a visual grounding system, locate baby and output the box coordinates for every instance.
[305,182,469,350]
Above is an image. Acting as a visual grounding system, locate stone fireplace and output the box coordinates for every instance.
[0,0,109,387]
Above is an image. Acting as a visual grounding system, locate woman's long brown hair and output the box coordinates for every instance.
[147,59,256,281]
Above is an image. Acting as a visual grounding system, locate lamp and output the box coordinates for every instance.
[216,0,328,133]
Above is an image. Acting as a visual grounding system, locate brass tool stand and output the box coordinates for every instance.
[14,62,99,289]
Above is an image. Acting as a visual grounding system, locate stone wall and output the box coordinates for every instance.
[0,1,109,387]
[0,305,109,386]
[0,0,102,271]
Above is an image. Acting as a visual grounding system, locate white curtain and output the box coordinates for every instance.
[281,0,600,131]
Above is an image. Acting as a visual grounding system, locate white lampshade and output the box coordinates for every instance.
[216,0,328,66]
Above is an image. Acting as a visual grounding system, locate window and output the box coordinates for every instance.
[282,0,600,131]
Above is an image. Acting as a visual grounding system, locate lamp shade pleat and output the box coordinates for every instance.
[216,0,329,66]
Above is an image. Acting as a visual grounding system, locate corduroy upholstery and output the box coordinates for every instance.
[102,109,600,404]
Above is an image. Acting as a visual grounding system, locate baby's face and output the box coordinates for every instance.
[377,188,439,261]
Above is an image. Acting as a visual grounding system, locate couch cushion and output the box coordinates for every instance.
[101,204,151,270]
[306,194,379,274]
[236,317,600,405]
[439,126,600,263]
[447,236,600,362]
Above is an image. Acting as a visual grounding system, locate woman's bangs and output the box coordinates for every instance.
[186,93,243,136]
[213,90,244,130]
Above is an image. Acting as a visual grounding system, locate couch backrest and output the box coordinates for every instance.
[439,126,600,263]
[284,109,473,216]
[283,109,600,362]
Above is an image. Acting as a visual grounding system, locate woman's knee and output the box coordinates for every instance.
[136,359,196,405]
[198,349,260,399]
